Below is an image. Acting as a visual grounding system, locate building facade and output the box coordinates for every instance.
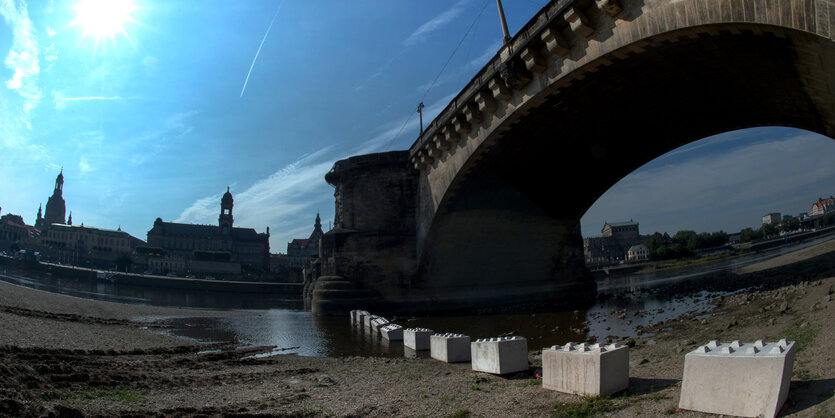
[583,220,644,266]
[0,213,34,251]
[38,224,145,269]
[810,196,835,216]
[762,213,781,225]
[145,188,270,276]
[269,213,324,283]
[627,244,650,262]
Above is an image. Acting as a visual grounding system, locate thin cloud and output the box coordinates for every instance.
[175,147,337,249]
[1,0,42,129]
[402,0,470,47]
[53,91,122,109]
[127,110,197,166]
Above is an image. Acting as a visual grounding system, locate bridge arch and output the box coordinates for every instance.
[411,0,835,307]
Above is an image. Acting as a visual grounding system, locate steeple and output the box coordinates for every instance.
[41,169,67,230]
[67,211,72,225]
[36,204,42,221]
[54,169,64,196]
[219,186,234,234]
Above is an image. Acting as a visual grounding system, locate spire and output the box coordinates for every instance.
[37,204,42,220]
[67,211,72,225]
[315,212,321,228]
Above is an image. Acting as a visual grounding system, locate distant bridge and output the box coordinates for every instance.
[309,0,835,315]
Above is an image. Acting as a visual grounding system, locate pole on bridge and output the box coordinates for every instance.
[417,102,425,135]
[496,0,511,44]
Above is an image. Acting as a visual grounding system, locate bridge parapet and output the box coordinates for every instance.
[409,0,629,170]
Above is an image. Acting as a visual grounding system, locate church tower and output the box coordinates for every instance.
[219,187,234,235]
[39,170,66,231]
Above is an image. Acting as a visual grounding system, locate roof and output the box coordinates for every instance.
[604,221,638,228]
[150,221,266,243]
[628,244,649,251]
[48,223,139,240]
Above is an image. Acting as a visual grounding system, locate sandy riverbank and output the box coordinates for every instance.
[1,245,834,417]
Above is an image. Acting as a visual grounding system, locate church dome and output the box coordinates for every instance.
[222,187,233,205]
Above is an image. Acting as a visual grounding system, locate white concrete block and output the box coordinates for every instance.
[679,339,795,418]
[350,310,358,324]
[404,328,434,351]
[430,333,471,363]
[542,342,629,396]
[371,317,390,333]
[364,314,379,329]
[356,310,370,326]
[381,324,404,341]
[471,337,528,375]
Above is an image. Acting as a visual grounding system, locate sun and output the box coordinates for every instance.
[71,0,139,46]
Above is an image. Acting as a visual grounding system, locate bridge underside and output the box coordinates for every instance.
[416,26,835,309]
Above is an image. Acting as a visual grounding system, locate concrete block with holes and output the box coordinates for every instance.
[678,339,795,418]
[404,328,434,351]
[542,342,629,396]
[430,333,471,363]
[471,336,528,375]
[380,324,404,341]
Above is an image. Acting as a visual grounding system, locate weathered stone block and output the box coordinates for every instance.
[471,337,528,375]
[430,333,471,363]
[678,339,795,418]
[404,328,434,351]
[542,342,629,396]
[381,324,404,341]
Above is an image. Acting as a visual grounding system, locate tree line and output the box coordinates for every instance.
[643,230,728,261]
[644,212,835,261]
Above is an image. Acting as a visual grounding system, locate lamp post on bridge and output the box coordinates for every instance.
[417,102,425,135]
[496,0,511,44]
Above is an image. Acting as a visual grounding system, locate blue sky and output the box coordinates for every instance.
[1,0,833,251]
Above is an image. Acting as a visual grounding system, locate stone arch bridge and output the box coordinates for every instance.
[309,0,835,315]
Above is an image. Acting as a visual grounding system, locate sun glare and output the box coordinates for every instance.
[71,0,138,44]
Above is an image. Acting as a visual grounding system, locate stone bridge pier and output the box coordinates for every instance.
[310,0,835,315]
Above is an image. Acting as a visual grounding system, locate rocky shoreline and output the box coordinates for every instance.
[0,243,833,417]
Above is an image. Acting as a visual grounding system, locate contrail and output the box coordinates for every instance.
[240,0,285,98]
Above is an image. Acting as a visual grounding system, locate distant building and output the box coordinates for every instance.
[38,224,145,268]
[762,213,781,225]
[626,244,650,262]
[782,214,793,221]
[810,196,835,216]
[270,214,325,283]
[583,220,643,266]
[0,213,34,251]
[35,170,67,231]
[145,188,270,276]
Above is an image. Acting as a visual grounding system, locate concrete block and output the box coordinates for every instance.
[381,324,404,341]
[542,342,629,396]
[364,314,379,329]
[679,339,795,418]
[371,317,390,333]
[404,328,434,351]
[430,333,471,363]
[356,310,370,326]
[471,337,528,375]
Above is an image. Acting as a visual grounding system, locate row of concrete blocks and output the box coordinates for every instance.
[351,312,794,417]
[349,311,531,375]
[539,338,794,418]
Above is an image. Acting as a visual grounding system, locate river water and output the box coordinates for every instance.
[1,234,832,358]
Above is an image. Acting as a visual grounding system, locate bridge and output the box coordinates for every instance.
[308,0,835,315]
